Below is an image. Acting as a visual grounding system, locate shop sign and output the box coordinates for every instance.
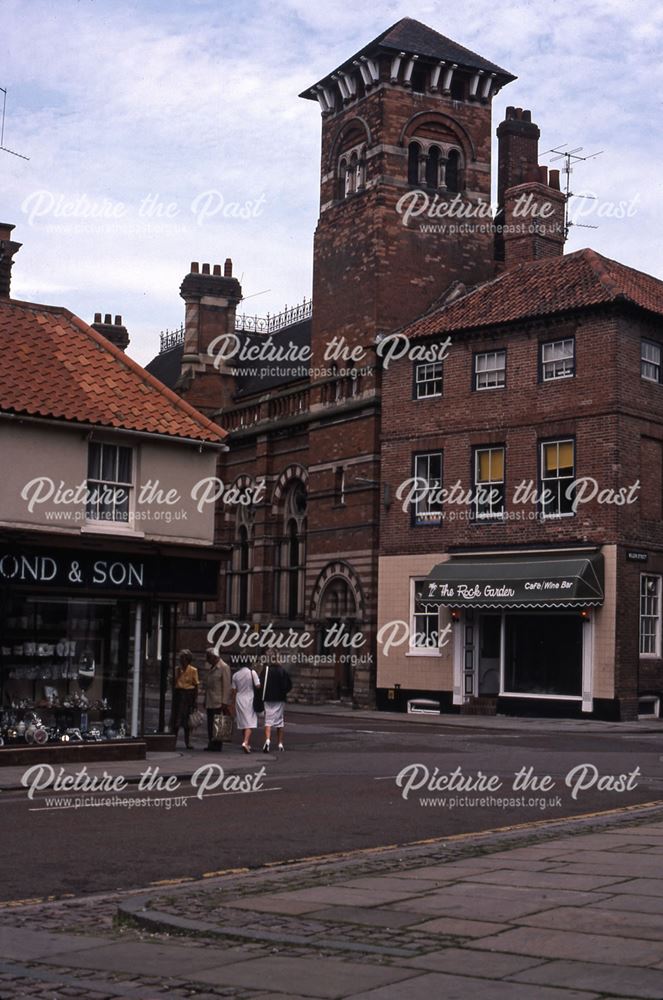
[424,579,575,602]
[0,546,218,598]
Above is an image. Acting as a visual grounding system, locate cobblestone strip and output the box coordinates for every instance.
[0,961,268,1000]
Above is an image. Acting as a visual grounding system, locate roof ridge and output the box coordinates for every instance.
[6,299,225,442]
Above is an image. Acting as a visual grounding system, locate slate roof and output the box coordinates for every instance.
[402,249,663,341]
[301,17,515,97]
[0,299,225,444]
[145,320,312,399]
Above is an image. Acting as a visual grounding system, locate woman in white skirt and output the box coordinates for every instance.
[231,663,261,753]
[260,659,292,753]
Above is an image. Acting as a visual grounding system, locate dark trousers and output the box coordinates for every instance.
[207,708,222,749]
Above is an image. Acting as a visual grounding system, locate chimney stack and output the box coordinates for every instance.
[176,259,242,414]
[91,313,130,352]
[0,223,22,299]
[494,109,566,267]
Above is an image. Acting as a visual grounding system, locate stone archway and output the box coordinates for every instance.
[311,562,365,700]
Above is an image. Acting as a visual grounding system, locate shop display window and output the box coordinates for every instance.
[0,597,130,745]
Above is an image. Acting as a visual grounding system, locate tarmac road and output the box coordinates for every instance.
[2,710,662,902]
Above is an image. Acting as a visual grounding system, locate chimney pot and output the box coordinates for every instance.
[224,258,233,277]
[94,312,102,323]
[506,106,515,118]
[191,262,199,273]
[515,107,523,119]
[213,264,221,276]
[523,109,532,122]
[549,168,561,191]
[104,313,112,324]
[202,263,210,275]
[114,315,122,325]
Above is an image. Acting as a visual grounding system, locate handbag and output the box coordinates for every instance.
[253,666,268,714]
[188,709,205,730]
[213,712,234,742]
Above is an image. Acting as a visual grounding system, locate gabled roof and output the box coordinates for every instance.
[0,299,226,444]
[402,249,663,341]
[301,17,515,98]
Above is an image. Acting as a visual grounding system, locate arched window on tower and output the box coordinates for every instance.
[426,145,441,188]
[446,149,461,193]
[408,141,421,186]
[339,158,349,200]
[355,147,365,191]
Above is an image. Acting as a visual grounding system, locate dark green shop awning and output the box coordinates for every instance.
[421,553,604,609]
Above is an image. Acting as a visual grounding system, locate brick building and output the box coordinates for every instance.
[377,244,663,721]
[0,224,226,749]
[145,17,662,719]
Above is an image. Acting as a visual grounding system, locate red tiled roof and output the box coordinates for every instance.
[404,249,663,341]
[0,299,225,443]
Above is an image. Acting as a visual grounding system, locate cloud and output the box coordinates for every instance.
[2,0,662,363]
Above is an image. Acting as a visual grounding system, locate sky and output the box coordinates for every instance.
[2,0,662,365]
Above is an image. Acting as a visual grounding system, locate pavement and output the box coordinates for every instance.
[2,806,663,997]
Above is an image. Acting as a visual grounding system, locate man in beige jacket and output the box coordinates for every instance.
[204,648,232,751]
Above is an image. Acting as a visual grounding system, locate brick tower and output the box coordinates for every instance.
[301,18,516,364]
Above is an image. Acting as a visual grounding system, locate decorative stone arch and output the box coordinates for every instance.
[328,116,372,171]
[271,464,308,514]
[400,111,477,162]
[310,561,366,623]
[228,474,257,536]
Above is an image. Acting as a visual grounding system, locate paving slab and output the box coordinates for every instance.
[0,927,112,961]
[305,906,425,929]
[462,868,624,891]
[262,886,420,907]
[230,894,328,915]
[592,893,663,914]
[43,940,262,975]
[509,958,663,998]
[518,903,663,940]
[551,849,663,876]
[408,915,510,937]
[388,883,611,921]
[348,970,599,1000]
[572,875,663,897]
[338,875,448,892]
[401,948,546,978]
[190,954,421,997]
[468,925,663,966]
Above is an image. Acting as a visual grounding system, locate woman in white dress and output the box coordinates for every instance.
[231,664,261,753]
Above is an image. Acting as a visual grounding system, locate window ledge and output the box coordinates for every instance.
[81,524,145,539]
[406,649,442,658]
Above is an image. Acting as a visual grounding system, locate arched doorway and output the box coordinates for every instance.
[311,564,364,700]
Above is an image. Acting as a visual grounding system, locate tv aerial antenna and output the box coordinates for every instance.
[542,145,603,238]
[0,88,30,160]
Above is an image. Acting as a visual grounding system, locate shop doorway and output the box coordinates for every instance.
[478,614,501,695]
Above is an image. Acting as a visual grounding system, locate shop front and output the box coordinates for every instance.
[421,551,605,715]
[0,540,220,757]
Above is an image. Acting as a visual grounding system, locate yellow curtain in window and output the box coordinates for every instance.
[478,449,504,481]
[545,441,573,472]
